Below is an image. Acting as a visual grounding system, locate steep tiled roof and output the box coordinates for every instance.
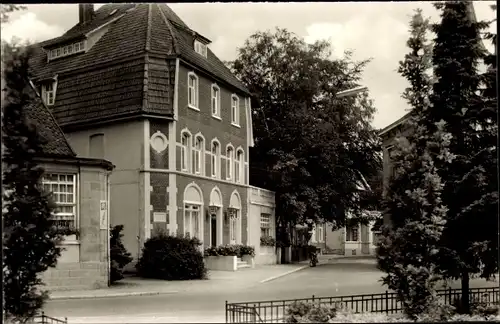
[25,89,76,158]
[29,4,249,128]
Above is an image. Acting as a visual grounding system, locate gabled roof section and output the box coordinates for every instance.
[41,4,136,48]
[378,111,413,137]
[25,84,76,158]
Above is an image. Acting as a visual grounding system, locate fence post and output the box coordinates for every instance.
[225,300,228,323]
[312,295,315,302]
[448,288,452,306]
[385,291,389,314]
[65,317,68,324]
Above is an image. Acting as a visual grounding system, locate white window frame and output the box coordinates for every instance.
[181,131,191,172]
[184,204,201,239]
[260,213,271,238]
[316,224,324,243]
[235,149,243,184]
[48,40,86,61]
[211,139,221,178]
[226,145,234,180]
[193,135,204,175]
[194,40,207,58]
[187,72,199,110]
[231,94,240,127]
[211,84,221,119]
[42,173,77,230]
[42,82,56,106]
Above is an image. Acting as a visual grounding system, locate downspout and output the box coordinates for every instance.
[107,171,111,287]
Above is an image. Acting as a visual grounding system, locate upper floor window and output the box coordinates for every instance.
[235,149,243,183]
[226,146,234,180]
[194,40,207,58]
[89,133,105,159]
[42,173,77,230]
[42,82,56,106]
[188,72,199,109]
[181,132,191,171]
[231,95,240,126]
[193,136,204,175]
[211,84,221,119]
[48,40,86,61]
[211,141,220,178]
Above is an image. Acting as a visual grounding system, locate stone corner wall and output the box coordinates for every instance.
[41,262,108,291]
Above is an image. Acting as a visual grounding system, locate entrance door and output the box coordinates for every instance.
[211,215,217,247]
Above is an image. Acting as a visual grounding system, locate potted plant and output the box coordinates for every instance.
[204,244,255,271]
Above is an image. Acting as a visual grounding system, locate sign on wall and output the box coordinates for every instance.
[153,212,167,223]
[100,200,107,230]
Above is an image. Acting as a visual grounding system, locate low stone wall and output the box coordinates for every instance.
[204,256,237,271]
[41,262,108,291]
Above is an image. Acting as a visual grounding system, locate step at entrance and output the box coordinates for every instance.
[237,258,250,269]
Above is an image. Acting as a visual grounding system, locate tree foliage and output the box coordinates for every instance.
[1,4,25,24]
[429,1,498,313]
[228,28,381,235]
[377,10,454,318]
[2,43,64,322]
[110,225,133,283]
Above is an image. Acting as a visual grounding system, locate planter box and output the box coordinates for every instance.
[260,245,275,255]
[204,255,237,271]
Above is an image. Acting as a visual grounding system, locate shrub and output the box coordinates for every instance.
[136,232,207,280]
[260,235,276,246]
[284,301,500,323]
[204,244,255,257]
[110,225,133,283]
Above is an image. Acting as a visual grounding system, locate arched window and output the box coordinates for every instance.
[193,136,204,175]
[211,141,220,178]
[226,146,234,180]
[181,132,191,171]
[235,149,243,183]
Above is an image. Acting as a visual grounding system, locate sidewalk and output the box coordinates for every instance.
[48,263,308,300]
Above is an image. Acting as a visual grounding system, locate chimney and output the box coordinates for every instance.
[79,4,94,25]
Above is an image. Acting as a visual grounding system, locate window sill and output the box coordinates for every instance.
[212,115,222,121]
[60,240,80,245]
[188,104,200,111]
[231,123,241,128]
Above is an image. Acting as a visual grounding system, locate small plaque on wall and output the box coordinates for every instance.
[153,212,167,223]
[99,200,107,230]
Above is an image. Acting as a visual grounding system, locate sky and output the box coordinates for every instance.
[1,2,496,130]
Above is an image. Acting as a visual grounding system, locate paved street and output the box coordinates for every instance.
[43,258,498,323]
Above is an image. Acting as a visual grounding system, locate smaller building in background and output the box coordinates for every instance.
[248,187,277,265]
[20,88,115,291]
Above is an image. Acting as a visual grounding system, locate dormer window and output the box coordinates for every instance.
[42,82,56,106]
[48,40,86,61]
[194,40,207,58]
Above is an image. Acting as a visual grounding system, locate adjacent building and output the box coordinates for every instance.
[2,84,114,290]
[29,4,276,267]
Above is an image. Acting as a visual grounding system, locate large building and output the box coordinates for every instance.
[29,4,276,266]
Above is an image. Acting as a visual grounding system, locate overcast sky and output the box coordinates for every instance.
[1,2,496,129]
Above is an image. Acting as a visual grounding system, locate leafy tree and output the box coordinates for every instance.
[1,4,25,24]
[2,43,65,322]
[229,28,381,242]
[110,225,133,283]
[377,10,455,319]
[429,1,497,313]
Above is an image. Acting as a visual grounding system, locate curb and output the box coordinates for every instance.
[49,290,179,300]
[259,265,309,284]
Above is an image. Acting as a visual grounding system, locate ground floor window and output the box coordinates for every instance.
[260,213,271,237]
[42,173,77,229]
[184,204,200,238]
[346,225,359,242]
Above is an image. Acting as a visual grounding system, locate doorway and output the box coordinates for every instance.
[210,214,217,247]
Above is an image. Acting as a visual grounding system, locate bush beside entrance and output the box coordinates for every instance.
[136,232,207,280]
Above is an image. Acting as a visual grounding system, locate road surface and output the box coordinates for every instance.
[43,259,498,323]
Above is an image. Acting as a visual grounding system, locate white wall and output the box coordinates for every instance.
[248,186,277,265]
